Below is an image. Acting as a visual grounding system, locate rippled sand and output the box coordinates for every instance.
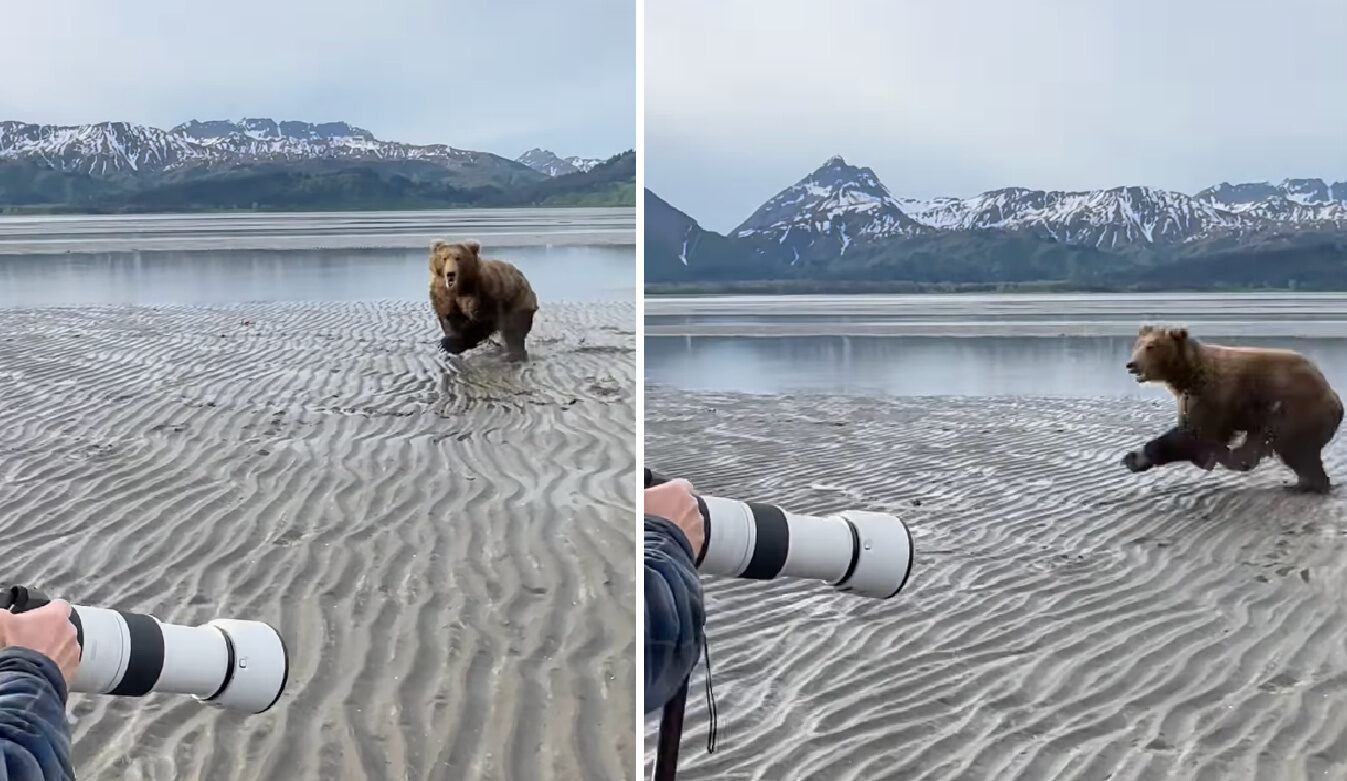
[0,301,635,780]
[645,385,1347,781]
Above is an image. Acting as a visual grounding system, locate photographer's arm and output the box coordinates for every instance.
[0,647,74,781]
[644,514,705,714]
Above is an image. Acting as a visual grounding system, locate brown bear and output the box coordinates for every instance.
[428,239,538,362]
[1121,326,1343,493]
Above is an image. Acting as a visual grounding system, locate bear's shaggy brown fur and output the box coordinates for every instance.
[428,239,538,362]
[1122,325,1344,493]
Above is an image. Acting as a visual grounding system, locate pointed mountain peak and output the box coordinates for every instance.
[731,156,919,245]
[808,154,862,178]
[794,156,888,194]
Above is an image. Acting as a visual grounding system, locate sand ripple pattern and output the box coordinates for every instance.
[645,386,1347,781]
[0,300,636,781]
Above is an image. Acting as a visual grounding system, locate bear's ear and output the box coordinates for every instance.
[1168,327,1189,342]
[1138,325,1155,335]
[431,239,449,253]
[463,239,482,256]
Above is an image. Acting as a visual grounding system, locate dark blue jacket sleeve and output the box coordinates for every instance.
[644,514,705,714]
[0,647,74,781]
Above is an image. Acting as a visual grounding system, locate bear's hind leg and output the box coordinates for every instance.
[501,308,535,363]
[1123,426,1223,473]
[1277,444,1332,494]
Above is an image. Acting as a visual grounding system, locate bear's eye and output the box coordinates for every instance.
[1145,344,1155,351]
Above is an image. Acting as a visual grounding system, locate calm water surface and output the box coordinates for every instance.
[0,245,633,307]
[645,334,1347,399]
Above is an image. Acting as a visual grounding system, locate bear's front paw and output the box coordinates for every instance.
[439,335,467,355]
[1122,450,1152,472]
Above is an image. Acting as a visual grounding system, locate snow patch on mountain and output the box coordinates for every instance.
[0,118,488,176]
[1197,178,1347,208]
[902,185,1249,247]
[516,148,603,177]
[0,121,203,175]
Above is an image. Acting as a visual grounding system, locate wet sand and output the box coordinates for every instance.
[0,300,635,780]
[0,207,635,254]
[644,384,1347,781]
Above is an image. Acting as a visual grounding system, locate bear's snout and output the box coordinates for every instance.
[1125,360,1138,372]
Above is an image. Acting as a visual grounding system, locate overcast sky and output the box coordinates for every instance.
[0,0,634,159]
[647,0,1347,233]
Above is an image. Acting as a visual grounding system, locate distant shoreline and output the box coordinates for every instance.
[644,290,1347,339]
[0,199,636,217]
[0,206,635,255]
[645,281,1344,295]
[0,231,636,255]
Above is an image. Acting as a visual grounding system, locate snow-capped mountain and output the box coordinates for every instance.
[0,121,203,175]
[732,156,1347,255]
[0,118,504,177]
[516,148,603,177]
[1193,178,1347,229]
[732,156,923,261]
[1209,194,1347,226]
[1197,178,1347,208]
[899,185,1250,248]
[903,183,1346,247]
[648,157,1347,287]
[174,118,377,144]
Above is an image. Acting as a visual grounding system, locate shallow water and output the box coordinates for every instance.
[0,244,634,307]
[644,293,1347,398]
[644,333,1347,399]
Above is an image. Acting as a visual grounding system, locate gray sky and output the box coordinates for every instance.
[0,0,634,159]
[647,0,1347,233]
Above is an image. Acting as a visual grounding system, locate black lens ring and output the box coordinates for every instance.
[694,496,711,568]
[884,521,917,600]
[69,609,84,658]
[741,502,789,579]
[204,625,237,701]
[110,612,164,697]
[830,517,863,588]
[259,623,290,713]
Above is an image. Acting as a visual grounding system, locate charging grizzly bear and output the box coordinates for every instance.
[428,239,538,362]
[1121,326,1343,493]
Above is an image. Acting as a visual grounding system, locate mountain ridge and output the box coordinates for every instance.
[0,118,632,212]
[647,156,1347,292]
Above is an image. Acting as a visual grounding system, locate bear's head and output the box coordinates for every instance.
[1126,325,1197,385]
[430,239,483,295]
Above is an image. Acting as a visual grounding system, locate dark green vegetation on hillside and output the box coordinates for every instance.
[0,152,635,214]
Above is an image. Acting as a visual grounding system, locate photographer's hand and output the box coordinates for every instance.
[0,600,81,686]
[644,478,705,560]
